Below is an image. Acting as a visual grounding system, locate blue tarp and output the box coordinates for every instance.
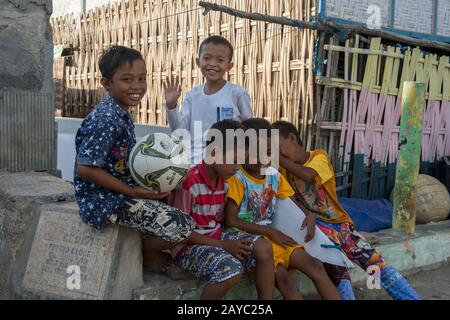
[338,198,393,233]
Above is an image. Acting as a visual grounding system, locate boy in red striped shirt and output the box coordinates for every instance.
[171,120,275,300]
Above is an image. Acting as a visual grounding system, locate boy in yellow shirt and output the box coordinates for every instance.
[225,118,340,300]
[272,120,421,300]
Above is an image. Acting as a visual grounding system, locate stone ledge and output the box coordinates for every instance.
[0,172,74,203]
[0,172,142,299]
[0,172,75,298]
[134,220,450,300]
[10,201,143,300]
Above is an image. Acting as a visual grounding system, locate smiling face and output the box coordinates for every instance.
[101,59,147,110]
[196,43,234,84]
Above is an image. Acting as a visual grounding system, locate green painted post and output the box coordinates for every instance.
[392,82,425,235]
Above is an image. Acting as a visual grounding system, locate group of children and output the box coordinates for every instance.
[74,36,421,300]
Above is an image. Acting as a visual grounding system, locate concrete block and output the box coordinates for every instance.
[0,0,53,93]
[0,172,74,202]
[0,172,74,299]
[12,204,143,300]
[0,172,143,299]
[11,202,143,300]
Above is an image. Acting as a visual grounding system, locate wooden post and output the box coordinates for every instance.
[392,82,426,235]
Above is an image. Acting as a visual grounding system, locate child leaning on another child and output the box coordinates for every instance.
[224,118,341,300]
[272,120,421,300]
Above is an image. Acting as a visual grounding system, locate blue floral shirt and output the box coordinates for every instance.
[74,95,136,229]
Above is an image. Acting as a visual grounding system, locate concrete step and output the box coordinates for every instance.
[0,172,143,300]
[11,199,143,300]
[0,172,76,299]
[134,220,450,300]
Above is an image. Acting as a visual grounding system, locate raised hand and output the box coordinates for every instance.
[164,74,182,109]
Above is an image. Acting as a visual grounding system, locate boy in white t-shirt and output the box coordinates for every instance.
[164,35,253,165]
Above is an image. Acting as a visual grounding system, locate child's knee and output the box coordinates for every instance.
[253,238,273,260]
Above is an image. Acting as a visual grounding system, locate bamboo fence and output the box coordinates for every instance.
[53,57,66,111]
[52,0,450,199]
[51,0,317,148]
[315,35,450,197]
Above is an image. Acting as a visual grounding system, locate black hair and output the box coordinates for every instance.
[272,120,303,147]
[99,46,144,80]
[206,119,243,147]
[241,118,272,151]
[242,118,272,135]
[199,35,234,62]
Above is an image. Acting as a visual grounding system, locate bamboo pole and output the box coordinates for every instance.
[199,1,325,31]
[392,82,426,235]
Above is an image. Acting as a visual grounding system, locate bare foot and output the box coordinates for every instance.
[143,250,173,273]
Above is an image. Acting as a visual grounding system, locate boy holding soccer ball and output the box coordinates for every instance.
[75,46,199,272]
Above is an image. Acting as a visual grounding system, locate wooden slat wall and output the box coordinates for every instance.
[316,36,450,172]
[317,36,450,199]
[51,0,317,148]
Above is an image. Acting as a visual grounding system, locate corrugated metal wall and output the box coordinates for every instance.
[0,90,56,172]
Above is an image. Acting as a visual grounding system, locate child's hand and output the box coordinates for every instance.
[164,74,181,109]
[221,239,253,261]
[128,186,170,200]
[268,229,298,249]
[301,214,316,242]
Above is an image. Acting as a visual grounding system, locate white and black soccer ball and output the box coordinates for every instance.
[129,132,190,193]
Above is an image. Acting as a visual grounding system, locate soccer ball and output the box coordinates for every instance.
[129,132,190,193]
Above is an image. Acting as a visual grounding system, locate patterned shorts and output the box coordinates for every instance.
[317,220,386,285]
[175,230,260,284]
[113,199,196,243]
